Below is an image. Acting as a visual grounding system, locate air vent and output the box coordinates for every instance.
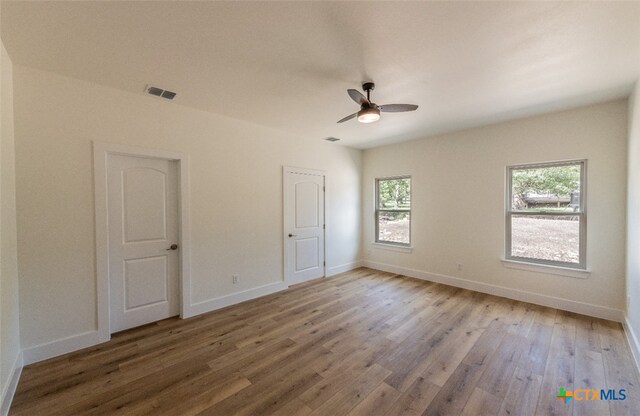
[324,137,340,142]
[161,90,176,100]
[145,85,177,100]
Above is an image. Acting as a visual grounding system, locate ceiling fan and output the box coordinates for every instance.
[337,82,418,124]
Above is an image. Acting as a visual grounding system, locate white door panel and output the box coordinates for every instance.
[124,256,168,310]
[108,155,179,332]
[295,237,320,271]
[295,182,320,228]
[285,170,325,284]
[123,168,167,242]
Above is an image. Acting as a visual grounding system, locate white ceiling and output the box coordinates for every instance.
[2,1,639,148]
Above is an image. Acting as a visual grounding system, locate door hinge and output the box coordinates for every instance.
[323,224,325,229]
[323,261,326,266]
[323,186,325,192]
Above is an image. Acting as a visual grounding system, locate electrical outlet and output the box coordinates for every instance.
[232,274,239,284]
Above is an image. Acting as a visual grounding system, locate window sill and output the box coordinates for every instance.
[372,243,413,253]
[501,259,590,279]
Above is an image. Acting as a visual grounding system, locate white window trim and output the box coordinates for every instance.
[505,159,587,271]
[372,242,414,253]
[375,176,412,247]
[501,259,590,279]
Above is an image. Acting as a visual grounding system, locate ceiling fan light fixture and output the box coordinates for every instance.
[357,107,380,123]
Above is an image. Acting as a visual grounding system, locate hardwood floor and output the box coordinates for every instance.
[10,268,640,415]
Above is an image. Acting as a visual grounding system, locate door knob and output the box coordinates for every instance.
[166,244,178,251]
[288,234,297,238]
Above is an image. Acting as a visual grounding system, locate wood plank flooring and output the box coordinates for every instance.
[10,268,640,415]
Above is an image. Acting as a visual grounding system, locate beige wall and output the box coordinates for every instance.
[627,81,640,354]
[7,58,636,364]
[13,65,361,350]
[0,38,21,406]
[362,100,628,315]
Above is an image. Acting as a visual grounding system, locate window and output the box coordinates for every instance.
[376,177,411,246]
[506,160,586,269]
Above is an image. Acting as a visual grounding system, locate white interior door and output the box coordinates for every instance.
[285,169,325,284]
[107,154,179,332]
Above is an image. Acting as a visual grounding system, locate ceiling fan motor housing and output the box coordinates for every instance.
[357,105,380,123]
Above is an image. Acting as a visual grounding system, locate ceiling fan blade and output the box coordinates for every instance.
[347,89,369,105]
[337,112,358,123]
[379,104,418,112]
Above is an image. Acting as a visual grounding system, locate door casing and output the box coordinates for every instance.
[94,142,192,342]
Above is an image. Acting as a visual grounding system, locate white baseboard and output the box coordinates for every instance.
[326,261,363,277]
[22,330,101,365]
[362,260,623,322]
[187,281,289,318]
[21,281,289,364]
[623,317,640,374]
[1,351,23,416]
